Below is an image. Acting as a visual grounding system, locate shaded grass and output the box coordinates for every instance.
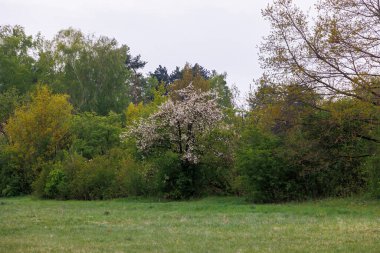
[0,196,379,252]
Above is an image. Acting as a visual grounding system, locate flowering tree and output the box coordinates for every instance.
[126,83,223,165]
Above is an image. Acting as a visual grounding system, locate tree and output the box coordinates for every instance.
[192,63,211,80]
[0,25,36,93]
[129,75,160,104]
[125,83,167,126]
[128,84,223,164]
[260,0,380,106]
[37,28,132,115]
[125,54,147,71]
[0,88,24,135]
[169,66,182,83]
[5,85,73,165]
[124,84,224,198]
[150,65,170,84]
[248,82,321,134]
[126,54,150,104]
[70,112,123,159]
[236,124,294,202]
[209,72,234,108]
[151,63,212,87]
[170,64,211,95]
[243,80,375,201]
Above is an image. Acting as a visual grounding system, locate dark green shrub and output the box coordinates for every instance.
[199,128,235,195]
[236,126,304,203]
[298,109,369,197]
[365,147,380,199]
[0,144,32,196]
[237,111,373,203]
[150,151,190,199]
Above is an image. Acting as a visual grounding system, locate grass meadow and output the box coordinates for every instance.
[0,197,379,252]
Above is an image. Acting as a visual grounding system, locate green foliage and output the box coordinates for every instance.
[169,64,211,96]
[364,125,380,198]
[44,166,68,199]
[141,127,236,199]
[209,73,233,108]
[70,112,122,159]
[33,148,149,200]
[0,144,32,196]
[70,155,119,200]
[0,25,36,93]
[37,28,132,115]
[199,128,236,195]
[236,126,298,202]
[0,88,25,134]
[70,149,148,200]
[292,103,370,196]
[0,23,378,202]
[148,150,183,199]
[3,85,72,195]
[366,154,380,198]
[242,83,375,202]
[125,83,167,126]
[151,150,190,199]
[129,74,159,104]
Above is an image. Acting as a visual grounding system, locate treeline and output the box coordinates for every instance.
[0,25,236,200]
[0,0,379,202]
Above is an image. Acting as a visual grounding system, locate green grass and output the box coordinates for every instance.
[0,196,379,252]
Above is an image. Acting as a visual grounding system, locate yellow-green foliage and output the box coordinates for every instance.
[326,98,379,126]
[5,85,73,162]
[250,84,318,133]
[125,84,167,126]
[170,65,211,97]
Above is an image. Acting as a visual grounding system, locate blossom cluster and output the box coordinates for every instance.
[126,83,223,164]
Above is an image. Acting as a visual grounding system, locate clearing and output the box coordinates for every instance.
[0,197,379,252]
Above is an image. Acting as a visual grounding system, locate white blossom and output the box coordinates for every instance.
[123,83,223,164]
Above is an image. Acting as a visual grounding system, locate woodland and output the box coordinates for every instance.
[0,0,379,203]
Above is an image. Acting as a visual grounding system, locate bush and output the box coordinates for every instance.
[70,112,123,159]
[237,118,371,203]
[145,150,215,200]
[236,126,304,203]
[44,166,68,199]
[151,151,185,199]
[365,148,380,199]
[33,148,148,200]
[70,156,118,200]
[0,144,32,196]
[199,128,235,195]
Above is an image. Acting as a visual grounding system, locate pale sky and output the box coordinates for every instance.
[0,0,316,102]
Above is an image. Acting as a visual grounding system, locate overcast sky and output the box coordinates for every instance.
[1,0,316,101]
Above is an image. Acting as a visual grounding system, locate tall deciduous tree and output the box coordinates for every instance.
[37,28,132,115]
[5,85,73,165]
[209,72,234,108]
[0,25,36,93]
[260,0,380,106]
